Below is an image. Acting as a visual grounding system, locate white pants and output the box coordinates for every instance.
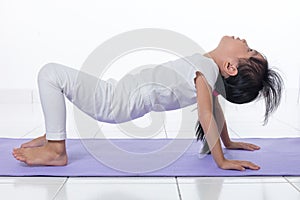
[38,63,149,140]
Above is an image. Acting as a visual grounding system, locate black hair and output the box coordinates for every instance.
[195,56,283,143]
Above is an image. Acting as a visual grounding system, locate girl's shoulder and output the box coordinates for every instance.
[188,53,219,90]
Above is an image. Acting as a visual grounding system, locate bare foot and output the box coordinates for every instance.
[21,134,47,148]
[13,140,68,166]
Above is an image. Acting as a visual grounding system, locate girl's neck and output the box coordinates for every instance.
[203,49,222,70]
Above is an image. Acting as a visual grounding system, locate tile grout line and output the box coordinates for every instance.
[283,176,300,193]
[52,177,69,200]
[175,177,183,200]
[163,122,168,139]
[21,124,43,138]
[31,90,34,104]
[273,117,300,132]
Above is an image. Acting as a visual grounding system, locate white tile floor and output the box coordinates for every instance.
[0,88,299,200]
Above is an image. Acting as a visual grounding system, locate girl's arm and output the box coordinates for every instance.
[213,96,231,147]
[195,72,260,171]
[213,96,260,151]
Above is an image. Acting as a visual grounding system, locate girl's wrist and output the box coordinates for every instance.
[223,140,233,148]
[216,157,227,168]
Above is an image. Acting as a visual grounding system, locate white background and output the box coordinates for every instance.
[0,0,299,90]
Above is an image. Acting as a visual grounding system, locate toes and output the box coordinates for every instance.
[16,155,26,162]
[20,143,28,148]
[13,148,22,156]
[13,148,20,155]
[12,148,27,162]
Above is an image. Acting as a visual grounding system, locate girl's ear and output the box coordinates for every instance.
[222,59,238,77]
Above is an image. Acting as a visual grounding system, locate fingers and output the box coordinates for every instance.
[221,160,260,171]
[227,142,260,151]
[231,164,246,171]
[234,160,260,170]
[220,163,245,171]
[247,143,260,150]
[240,142,260,151]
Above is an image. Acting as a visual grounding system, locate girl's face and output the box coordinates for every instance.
[217,36,264,61]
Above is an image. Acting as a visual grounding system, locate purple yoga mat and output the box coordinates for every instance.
[1,137,300,176]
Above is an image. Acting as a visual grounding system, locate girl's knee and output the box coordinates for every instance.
[38,63,60,82]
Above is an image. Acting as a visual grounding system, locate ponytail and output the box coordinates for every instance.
[261,68,283,124]
[195,120,205,141]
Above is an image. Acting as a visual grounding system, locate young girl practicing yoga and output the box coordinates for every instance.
[12,36,283,171]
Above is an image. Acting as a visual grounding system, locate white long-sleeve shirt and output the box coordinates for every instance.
[107,53,219,123]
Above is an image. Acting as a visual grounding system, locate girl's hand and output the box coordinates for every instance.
[219,159,260,171]
[225,141,260,151]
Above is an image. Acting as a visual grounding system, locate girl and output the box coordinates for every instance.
[12,36,283,171]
